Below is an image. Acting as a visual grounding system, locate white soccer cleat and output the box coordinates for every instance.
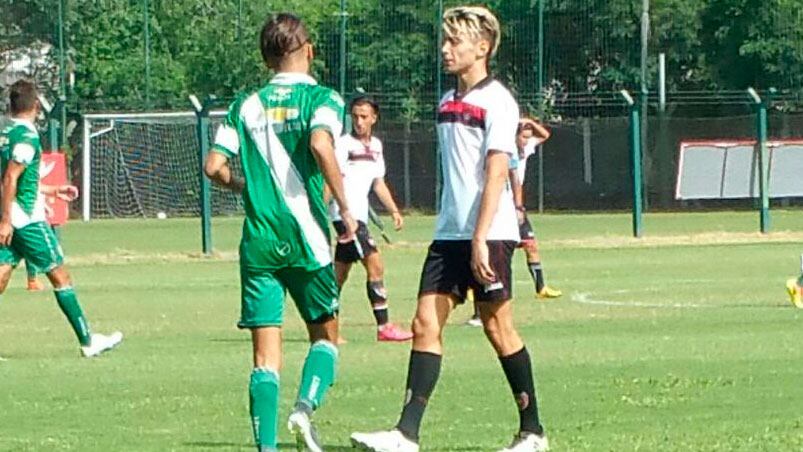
[288,409,322,452]
[350,429,419,452]
[80,332,123,358]
[498,432,549,452]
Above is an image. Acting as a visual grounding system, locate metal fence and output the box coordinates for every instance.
[2,0,803,213]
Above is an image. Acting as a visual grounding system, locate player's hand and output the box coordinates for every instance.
[0,221,13,246]
[56,185,79,202]
[471,239,496,285]
[338,210,358,244]
[391,211,404,230]
[516,209,526,225]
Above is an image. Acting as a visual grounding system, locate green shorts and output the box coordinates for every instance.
[238,264,340,329]
[0,222,64,272]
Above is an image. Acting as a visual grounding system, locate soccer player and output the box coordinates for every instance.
[786,254,803,309]
[330,96,413,342]
[350,6,549,452]
[0,79,123,357]
[203,13,356,452]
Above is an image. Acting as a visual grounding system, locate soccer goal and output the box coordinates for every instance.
[81,110,239,220]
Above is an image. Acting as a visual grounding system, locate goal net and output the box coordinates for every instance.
[81,111,242,219]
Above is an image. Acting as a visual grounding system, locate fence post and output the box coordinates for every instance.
[622,90,643,238]
[143,0,151,107]
[339,0,347,97]
[190,95,213,255]
[747,88,774,234]
[435,0,444,213]
[536,0,545,213]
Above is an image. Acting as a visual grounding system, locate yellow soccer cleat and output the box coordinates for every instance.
[786,278,803,309]
[536,286,562,299]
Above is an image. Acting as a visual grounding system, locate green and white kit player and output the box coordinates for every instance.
[204,13,357,452]
[0,80,122,358]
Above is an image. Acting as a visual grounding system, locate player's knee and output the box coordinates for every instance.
[411,313,439,340]
[46,266,72,289]
[481,314,515,343]
[366,280,387,305]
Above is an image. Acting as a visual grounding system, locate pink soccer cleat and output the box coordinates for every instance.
[377,323,413,342]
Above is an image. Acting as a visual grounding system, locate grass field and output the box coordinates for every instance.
[1,210,802,451]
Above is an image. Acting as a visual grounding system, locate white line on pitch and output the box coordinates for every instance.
[571,292,712,309]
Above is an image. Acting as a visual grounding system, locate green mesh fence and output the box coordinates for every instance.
[3,0,803,214]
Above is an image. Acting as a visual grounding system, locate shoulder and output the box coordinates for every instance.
[371,136,383,150]
[485,80,517,106]
[311,86,346,109]
[439,90,455,105]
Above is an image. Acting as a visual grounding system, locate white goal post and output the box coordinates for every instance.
[81,110,231,221]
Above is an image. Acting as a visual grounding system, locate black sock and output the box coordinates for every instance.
[372,305,389,326]
[367,281,389,326]
[528,262,545,292]
[396,351,442,441]
[499,347,544,435]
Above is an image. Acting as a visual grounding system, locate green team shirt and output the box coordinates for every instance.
[213,72,345,272]
[0,119,46,228]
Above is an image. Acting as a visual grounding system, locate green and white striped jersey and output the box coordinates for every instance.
[213,72,345,271]
[0,118,46,228]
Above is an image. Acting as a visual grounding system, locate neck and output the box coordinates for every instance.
[13,112,36,123]
[354,131,371,142]
[275,60,309,75]
[457,62,489,94]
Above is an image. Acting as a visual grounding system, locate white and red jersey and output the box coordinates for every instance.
[512,137,546,184]
[329,133,386,223]
[434,78,520,241]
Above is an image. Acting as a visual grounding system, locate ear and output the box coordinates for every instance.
[476,39,490,59]
[305,43,314,62]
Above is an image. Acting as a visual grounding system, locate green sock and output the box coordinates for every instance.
[296,340,338,411]
[249,368,280,450]
[54,287,91,346]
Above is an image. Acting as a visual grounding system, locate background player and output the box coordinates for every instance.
[0,80,123,358]
[330,96,412,342]
[466,116,562,326]
[786,254,803,308]
[511,117,561,301]
[204,13,356,452]
[351,6,549,452]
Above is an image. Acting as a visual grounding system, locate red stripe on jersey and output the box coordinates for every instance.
[438,101,487,129]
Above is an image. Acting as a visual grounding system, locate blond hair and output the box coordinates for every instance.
[442,6,501,58]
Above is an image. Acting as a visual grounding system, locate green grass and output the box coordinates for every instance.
[1,211,802,451]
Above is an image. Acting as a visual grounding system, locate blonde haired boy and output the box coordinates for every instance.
[350,6,549,452]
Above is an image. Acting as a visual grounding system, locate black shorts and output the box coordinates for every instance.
[518,217,536,247]
[332,220,378,263]
[418,240,516,303]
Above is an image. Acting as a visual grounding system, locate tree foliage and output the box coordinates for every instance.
[2,0,803,114]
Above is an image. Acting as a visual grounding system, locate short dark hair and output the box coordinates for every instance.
[350,96,380,117]
[9,79,38,116]
[260,13,310,68]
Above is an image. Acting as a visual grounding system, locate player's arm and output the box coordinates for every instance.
[372,178,403,230]
[509,168,526,223]
[472,150,510,284]
[204,152,244,193]
[521,117,551,142]
[310,129,356,240]
[39,184,79,202]
[0,161,25,245]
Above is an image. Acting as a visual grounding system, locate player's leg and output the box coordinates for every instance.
[240,268,285,452]
[351,241,466,451]
[0,264,14,294]
[476,241,548,451]
[283,265,341,452]
[520,218,560,299]
[334,260,352,289]
[24,259,44,291]
[363,249,412,341]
